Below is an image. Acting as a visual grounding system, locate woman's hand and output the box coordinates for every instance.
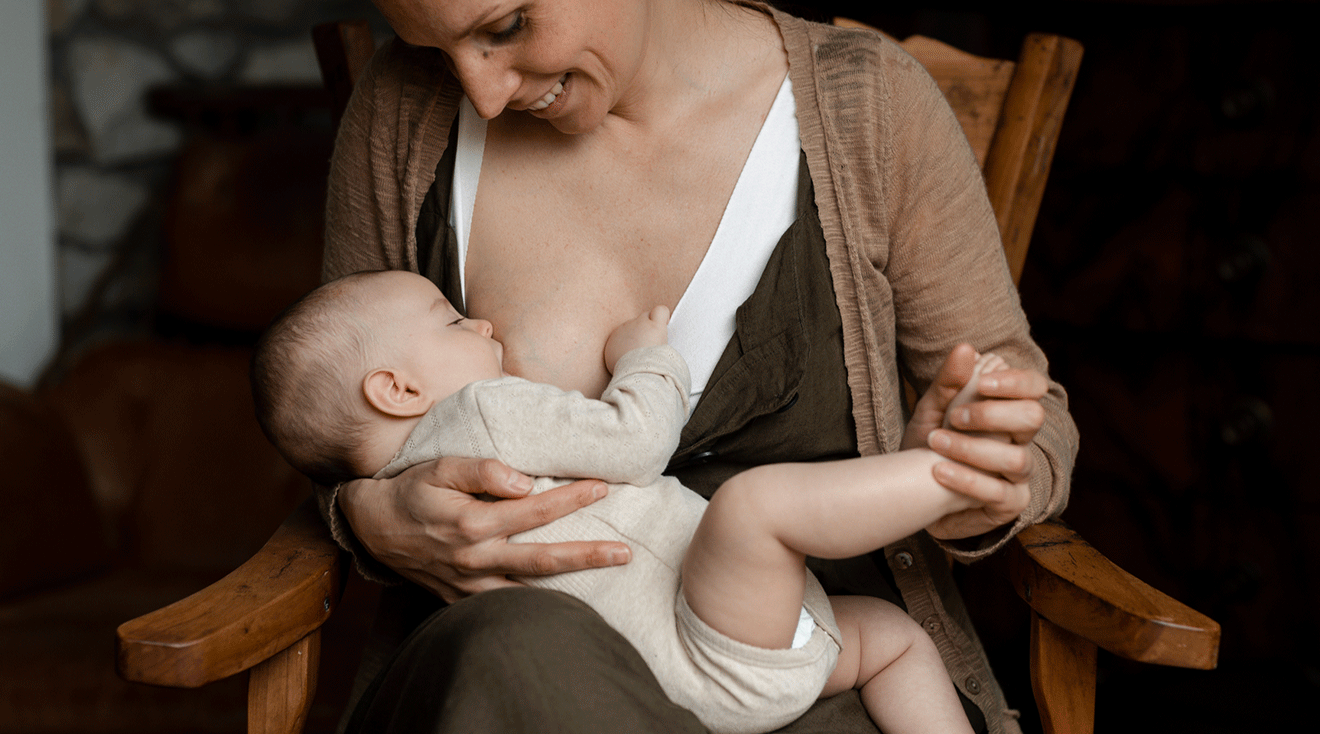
[903,344,1048,540]
[339,457,631,603]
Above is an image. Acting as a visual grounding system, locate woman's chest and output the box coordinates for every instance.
[464,129,751,395]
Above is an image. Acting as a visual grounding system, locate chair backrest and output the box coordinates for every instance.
[835,19,1083,285]
[313,20,377,128]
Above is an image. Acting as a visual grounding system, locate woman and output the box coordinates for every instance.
[319,0,1078,732]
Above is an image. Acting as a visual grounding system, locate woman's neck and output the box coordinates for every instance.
[610,0,783,133]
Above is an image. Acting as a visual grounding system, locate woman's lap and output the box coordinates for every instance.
[343,587,708,734]
[343,586,979,734]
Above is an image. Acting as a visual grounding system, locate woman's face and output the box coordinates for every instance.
[372,0,650,134]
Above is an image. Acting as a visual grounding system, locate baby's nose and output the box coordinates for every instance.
[469,318,494,337]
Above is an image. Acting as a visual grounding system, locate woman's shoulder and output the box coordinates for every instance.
[774,9,925,74]
[773,9,942,110]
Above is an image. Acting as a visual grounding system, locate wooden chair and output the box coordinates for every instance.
[116,19,1220,734]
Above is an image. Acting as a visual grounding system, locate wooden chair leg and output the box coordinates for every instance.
[247,629,321,734]
[1030,610,1097,734]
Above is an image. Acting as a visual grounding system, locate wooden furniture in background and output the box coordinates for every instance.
[116,19,1219,734]
[0,76,350,734]
[311,19,376,127]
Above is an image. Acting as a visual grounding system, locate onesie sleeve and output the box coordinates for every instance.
[472,345,691,486]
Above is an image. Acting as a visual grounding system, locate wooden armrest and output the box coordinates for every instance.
[998,518,1220,670]
[117,497,346,688]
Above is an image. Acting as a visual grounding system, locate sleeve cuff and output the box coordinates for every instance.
[321,480,407,586]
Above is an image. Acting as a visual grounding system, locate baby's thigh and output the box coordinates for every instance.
[820,595,927,698]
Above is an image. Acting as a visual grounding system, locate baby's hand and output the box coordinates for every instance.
[604,306,670,374]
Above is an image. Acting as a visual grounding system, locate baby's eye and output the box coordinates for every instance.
[448,317,466,326]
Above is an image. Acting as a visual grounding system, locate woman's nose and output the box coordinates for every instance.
[453,52,520,119]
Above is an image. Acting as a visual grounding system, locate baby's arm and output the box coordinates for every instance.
[472,307,690,485]
[604,305,671,375]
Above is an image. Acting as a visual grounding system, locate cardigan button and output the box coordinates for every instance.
[894,551,914,569]
[923,615,941,634]
[964,676,982,695]
[774,392,800,413]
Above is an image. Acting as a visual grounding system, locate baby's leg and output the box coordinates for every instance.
[680,354,1003,650]
[822,596,974,733]
[681,450,979,649]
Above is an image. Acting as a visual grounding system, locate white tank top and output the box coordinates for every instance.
[450,77,800,408]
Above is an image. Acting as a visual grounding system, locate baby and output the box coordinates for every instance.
[252,269,1008,734]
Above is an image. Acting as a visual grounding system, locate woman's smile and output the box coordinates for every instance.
[527,74,568,112]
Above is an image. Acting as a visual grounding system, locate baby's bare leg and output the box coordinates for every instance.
[823,596,975,733]
[681,450,979,649]
[680,354,1006,651]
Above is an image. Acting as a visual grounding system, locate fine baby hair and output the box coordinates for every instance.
[251,271,385,486]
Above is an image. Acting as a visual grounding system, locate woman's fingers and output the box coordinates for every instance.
[902,343,979,450]
[911,355,1049,540]
[928,429,1034,482]
[345,460,630,602]
[481,479,610,538]
[418,535,634,602]
[943,398,1045,445]
[477,539,633,579]
[422,455,534,499]
[971,366,1049,401]
[923,343,981,406]
[932,458,1027,508]
[446,479,630,577]
[927,459,1030,539]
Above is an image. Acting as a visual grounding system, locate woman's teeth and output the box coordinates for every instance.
[529,77,566,111]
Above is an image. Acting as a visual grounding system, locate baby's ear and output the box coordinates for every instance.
[362,368,430,417]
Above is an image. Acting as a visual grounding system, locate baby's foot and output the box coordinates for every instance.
[943,352,1011,442]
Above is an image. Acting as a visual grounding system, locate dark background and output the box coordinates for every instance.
[792,1,1319,731]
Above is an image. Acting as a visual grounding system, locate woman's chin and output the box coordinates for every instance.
[545,110,603,135]
[548,118,592,135]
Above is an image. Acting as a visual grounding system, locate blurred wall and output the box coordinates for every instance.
[0,0,58,388]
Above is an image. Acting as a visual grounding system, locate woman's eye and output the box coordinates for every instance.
[489,11,525,43]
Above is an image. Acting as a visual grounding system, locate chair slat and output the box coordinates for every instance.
[900,35,1016,168]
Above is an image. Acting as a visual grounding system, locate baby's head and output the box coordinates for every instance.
[252,270,504,485]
